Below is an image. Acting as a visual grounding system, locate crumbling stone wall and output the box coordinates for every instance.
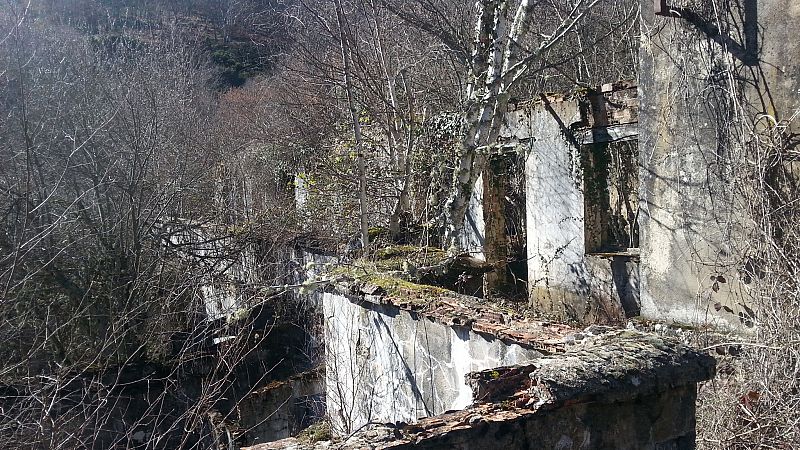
[247,329,715,450]
[500,84,640,324]
[237,370,323,445]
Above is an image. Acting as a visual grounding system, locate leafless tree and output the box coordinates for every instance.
[0,4,315,448]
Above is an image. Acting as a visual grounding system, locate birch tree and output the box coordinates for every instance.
[441,0,601,294]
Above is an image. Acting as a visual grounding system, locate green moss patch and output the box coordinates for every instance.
[372,245,447,271]
[297,420,331,443]
[330,257,451,308]
[362,273,449,303]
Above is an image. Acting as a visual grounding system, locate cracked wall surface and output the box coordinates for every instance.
[323,292,544,434]
[248,329,715,450]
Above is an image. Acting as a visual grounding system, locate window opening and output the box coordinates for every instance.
[582,139,639,254]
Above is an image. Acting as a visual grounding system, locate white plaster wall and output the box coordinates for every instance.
[323,292,541,434]
[518,101,639,321]
[522,103,588,295]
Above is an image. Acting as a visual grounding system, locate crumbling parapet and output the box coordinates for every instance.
[468,328,714,406]
[321,290,554,435]
[247,329,715,450]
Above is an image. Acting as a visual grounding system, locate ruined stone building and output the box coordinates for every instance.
[247,283,715,449]
[240,0,800,448]
[461,0,800,332]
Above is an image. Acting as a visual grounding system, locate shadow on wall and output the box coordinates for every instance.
[639,0,800,328]
[656,0,758,65]
[323,292,543,435]
[524,85,641,325]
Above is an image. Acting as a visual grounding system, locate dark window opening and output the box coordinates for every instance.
[582,139,639,253]
[504,152,528,300]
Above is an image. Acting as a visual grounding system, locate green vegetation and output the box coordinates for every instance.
[360,273,449,302]
[373,245,448,271]
[209,42,269,87]
[327,246,453,306]
[297,420,332,443]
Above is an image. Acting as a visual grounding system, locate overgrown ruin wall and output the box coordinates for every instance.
[500,86,640,324]
[463,0,799,329]
[323,292,542,434]
[237,370,323,445]
[458,85,642,323]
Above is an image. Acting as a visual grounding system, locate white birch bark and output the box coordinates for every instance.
[443,0,601,293]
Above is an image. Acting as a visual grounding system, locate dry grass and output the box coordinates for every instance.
[696,113,800,449]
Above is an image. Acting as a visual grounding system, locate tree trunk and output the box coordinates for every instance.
[335,0,369,251]
[371,0,413,240]
[443,0,507,251]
